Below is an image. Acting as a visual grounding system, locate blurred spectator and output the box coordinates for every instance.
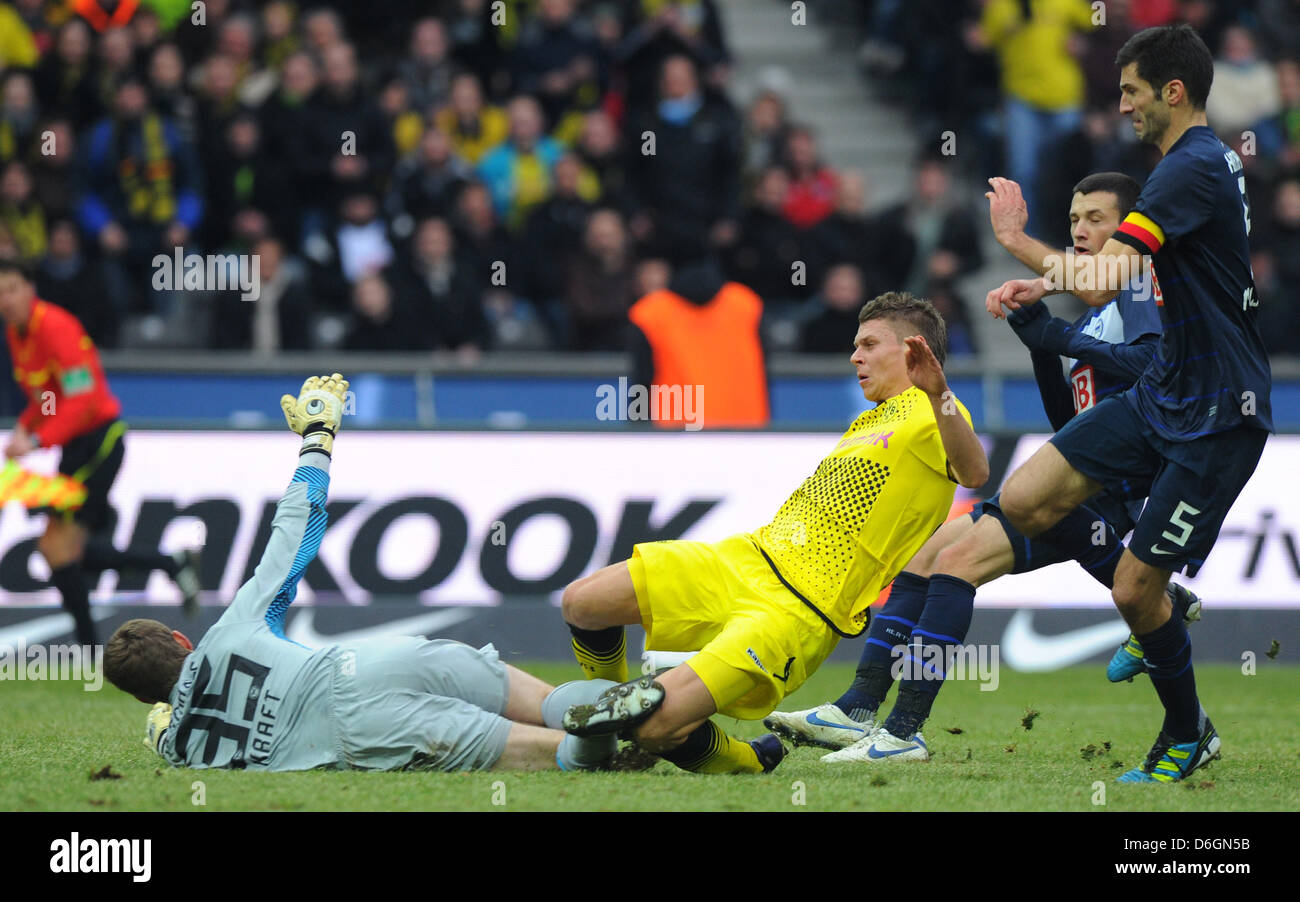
[780,125,838,229]
[0,160,45,261]
[875,156,983,297]
[451,179,515,280]
[1082,0,1138,109]
[77,74,203,313]
[400,18,455,115]
[575,109,625,205]
[204,112,293,249]
[476,94,563,230]
[299,42,394,234]
[259,50,317,248]
[978,0,1095,239]
[344,272,422,351]
[800,263,866,353]
[130,5,162,61]
[628,254,769,428]
[35,19,101,130]
[1255,174,1300,355]
[811,169,892,296]
[301,6,347,60]
[434,71,509,165]
[513,0,603,131]
[93,27,138,113]
[564,207,637,350]
[394,216,489,351]
[193,54,243,180]
[1206,25,1280,137]
[617,0,730,118]
[924,278,978,356]
[742,88,788,177]
[211,234,314,352]
[0,0,38,68]
[1255,58,1300,169]
[635,256,671,296]
[218,14,276,106]
[148,42,197,143]
[1259,0,1300,61]
[260,1,301,73]
[35,218,115,347]
[335,192,394,283]
[519,152,596,314]
[624,54,741,265]
[378,75,424,159]
[1,71,41,167]
[31,118,77,222]
[727,165,814,305]
[11,0,56,57]
[388,127,470,236]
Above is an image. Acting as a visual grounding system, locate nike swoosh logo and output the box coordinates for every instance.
[1001,609,1132,672]
[866,743,916,759]
[806,712,865,731]
[285,607,476,647]
[0,609,114,647]
[1149,545,1176,555]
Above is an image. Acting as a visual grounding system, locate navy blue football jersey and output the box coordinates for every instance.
[1113,125,1273,440]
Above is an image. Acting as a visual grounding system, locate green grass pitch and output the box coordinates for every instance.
[2,662,1295,812]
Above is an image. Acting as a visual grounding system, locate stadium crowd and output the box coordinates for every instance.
[0,0,1294,357]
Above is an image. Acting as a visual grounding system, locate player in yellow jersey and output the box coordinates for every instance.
[559,292,989,774]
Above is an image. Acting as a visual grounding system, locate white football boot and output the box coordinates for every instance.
[763,704,874,750]
[820,727,930,763]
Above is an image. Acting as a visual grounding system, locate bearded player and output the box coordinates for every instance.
[987,25,1272,783]
[559,292,989,774]
[104,374,641,773]
[0,260,199,645]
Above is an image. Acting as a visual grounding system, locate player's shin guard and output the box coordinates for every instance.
[883,574,976,740]
[835,570,930,721]
[659,719,763,774]
[50,562,96,646]
[1137,612,1201,741]
[1039,507,1124,589]
[568,624,628,682]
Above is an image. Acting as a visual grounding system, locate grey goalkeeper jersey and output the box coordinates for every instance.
[159,461,343,770]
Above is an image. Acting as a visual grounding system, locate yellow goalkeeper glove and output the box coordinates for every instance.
[280,373,349,457]
[144,702,172,755]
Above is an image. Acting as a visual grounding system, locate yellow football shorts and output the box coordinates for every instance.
[629,533,840,720]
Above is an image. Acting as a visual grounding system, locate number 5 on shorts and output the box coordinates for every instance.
[1161,501,1201,548]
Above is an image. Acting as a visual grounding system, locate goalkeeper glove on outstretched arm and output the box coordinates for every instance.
[144,702,172,755]
[280,373,349,457]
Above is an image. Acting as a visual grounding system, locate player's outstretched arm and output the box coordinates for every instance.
[904,336,989,489]
[220,374,348,629]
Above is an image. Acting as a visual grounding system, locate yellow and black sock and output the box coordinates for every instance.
[660,719,763,774]
[568,624,628,682]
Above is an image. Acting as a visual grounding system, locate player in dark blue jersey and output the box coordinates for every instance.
[987,25,1272,784]
[764,172,1199,761]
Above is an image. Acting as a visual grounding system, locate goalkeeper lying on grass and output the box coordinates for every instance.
[105,374,633,773]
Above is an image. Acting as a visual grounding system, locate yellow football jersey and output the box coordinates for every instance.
[752,386,972,637]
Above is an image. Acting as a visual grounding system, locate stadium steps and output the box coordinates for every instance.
[714,0,917,210]
[717,0,1083,367]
